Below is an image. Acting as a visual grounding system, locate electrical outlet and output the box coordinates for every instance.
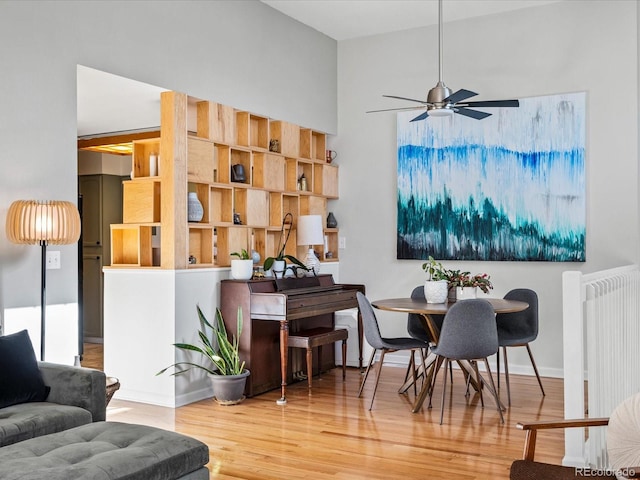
[339,237,346,249]
[46,251,61,270]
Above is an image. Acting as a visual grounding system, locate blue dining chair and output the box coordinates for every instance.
[356,292,429,410]
[496,288,545,406]
[429,299,504,424]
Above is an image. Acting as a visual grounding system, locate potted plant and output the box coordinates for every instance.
[263,212,307,278]
[446,270,493,301]
[230,248,254,280]
[157,305,249,405]
[421,256,449,303]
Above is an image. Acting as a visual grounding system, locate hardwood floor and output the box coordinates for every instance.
[83,343,564,479]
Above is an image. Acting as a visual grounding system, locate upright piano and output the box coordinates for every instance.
[220,274,365,401]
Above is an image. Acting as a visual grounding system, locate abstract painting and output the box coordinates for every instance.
[397,92,586,262]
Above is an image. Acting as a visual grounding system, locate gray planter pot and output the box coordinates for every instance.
[209,370,250,405]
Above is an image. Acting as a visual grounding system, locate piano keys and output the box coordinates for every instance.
[220,274,365,402]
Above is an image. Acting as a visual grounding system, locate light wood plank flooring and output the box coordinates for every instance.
[83,343,564,479]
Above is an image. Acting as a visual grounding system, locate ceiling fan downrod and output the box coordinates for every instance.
[427,0,452,109]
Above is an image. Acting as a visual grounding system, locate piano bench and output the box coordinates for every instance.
[288,327,348,393]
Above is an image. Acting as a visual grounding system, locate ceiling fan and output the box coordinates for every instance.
[367,0,519,122]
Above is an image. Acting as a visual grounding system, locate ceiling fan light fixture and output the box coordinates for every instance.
[428,107,454,118]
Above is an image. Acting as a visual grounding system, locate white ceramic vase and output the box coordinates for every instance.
[230,259,253,280]
[456,286,478,301]
[272,259,286,278]
[188,192,204,222]
[424,280,448,303]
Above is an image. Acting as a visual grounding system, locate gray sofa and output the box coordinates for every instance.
[0,362,106,447]
[0,362,209,479]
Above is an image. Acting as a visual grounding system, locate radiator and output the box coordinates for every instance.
[562,265,640,468]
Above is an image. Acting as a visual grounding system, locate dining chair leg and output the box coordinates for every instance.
[427,355,445,410]
[358,349,377,397]
[369,350,387,411]
[525,343,546,396]
[502,346,511,407]
[412,354,440,413]
[439,358,450,425]
[481,358,504,424]
[496,348,501,391]
[472,360,484,407]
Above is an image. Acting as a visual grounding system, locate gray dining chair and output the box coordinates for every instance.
[407,285,451,386]
[495,288,545,406]
[429,299,504,424]
[356,292,429,410]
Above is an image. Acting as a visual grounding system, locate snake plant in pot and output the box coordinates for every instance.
[157,305,249,405]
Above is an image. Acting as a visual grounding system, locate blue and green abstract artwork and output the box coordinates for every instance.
[397,92,586,262]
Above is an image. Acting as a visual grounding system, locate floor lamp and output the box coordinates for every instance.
[6,200,81,361]
[296,215,324,275]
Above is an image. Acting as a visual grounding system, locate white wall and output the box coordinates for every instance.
[335,0,639,377]
[0,1,336,349]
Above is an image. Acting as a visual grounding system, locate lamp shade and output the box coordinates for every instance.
[6,200,81,245]
[296,215,324,246]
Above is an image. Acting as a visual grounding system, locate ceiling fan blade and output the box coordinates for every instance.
[443,89,478,104]
[455,107,492,120]
[383,94,429,104]
[410,111,430,122]
[366,106,426,113]
[460,99,520,108]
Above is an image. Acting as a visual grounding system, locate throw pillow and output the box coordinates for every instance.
[0,329,50,408]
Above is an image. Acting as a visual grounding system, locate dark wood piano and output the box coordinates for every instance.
[219,274,365,403]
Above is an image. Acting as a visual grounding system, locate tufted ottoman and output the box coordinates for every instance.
[0,421,209,480]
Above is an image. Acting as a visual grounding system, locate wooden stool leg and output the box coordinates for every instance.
[306,346,313,393]
[342,338,347,381]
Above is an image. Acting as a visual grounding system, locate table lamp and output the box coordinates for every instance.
[296,215,324,275]
[6,200,81,360]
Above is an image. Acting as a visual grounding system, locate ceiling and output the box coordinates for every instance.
[78,1,562,142]
[260,0,561,41]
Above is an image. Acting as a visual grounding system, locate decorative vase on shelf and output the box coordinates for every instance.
[188,192,204,222]
[326,212,337,228]
[456,286,478,301]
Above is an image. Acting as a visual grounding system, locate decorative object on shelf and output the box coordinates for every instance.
[230,249,254,280]
[233,212,242,225]
[149,153,158,177]
[231,164,246,183]
[263,212,307,278]
[269,139,280,153]
[187,192,204,222]
[157,306,249,405]
[297,215,324,276]
[5,200,81,361]
[325,150,337,164]
[298,173,307,191]
[326,212,338,228]
[188,255,197,264]
[251,250,261,265]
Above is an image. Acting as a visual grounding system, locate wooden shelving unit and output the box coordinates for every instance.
[110,91,340,270]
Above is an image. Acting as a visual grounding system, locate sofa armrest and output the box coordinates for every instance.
[38,362,106,422]
[516,418,609,461]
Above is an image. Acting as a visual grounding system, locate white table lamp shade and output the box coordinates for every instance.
[296,215,324,246]
[296,215,324,275]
